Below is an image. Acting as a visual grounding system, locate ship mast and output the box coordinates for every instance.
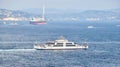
[42,0,45,19]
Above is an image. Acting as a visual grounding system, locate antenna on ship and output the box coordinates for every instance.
[43,4,45,19]
[42,0,45,20]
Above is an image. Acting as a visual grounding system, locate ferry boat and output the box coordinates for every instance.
[34,36,88,50]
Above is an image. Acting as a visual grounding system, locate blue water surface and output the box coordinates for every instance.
[0,21,120,67]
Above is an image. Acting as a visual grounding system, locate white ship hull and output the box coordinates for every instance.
[34,45,88,50]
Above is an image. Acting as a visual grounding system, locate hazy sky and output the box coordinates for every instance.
[0,0,120,10]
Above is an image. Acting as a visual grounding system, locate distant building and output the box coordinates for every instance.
[3,17,19,21]
[2,17,28,21]
[86,17,100,21]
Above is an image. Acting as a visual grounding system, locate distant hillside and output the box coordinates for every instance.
[45,9,120,22]
[0,9,36,19]
[78,10,120,21]
[0,8,120,22]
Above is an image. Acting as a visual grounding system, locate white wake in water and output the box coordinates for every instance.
[0,49,36,52]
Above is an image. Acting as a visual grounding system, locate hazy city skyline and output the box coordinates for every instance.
[0,0,120,10]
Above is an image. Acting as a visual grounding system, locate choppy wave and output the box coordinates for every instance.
[88,41,120,44]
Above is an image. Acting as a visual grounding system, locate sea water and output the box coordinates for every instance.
[0,21,120,67]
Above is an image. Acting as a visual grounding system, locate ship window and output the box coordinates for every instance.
[57,43,63,45]
[53,43,63,47]
[66,43,73,45]
[53,45,63,47]
[66,43,76,46]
